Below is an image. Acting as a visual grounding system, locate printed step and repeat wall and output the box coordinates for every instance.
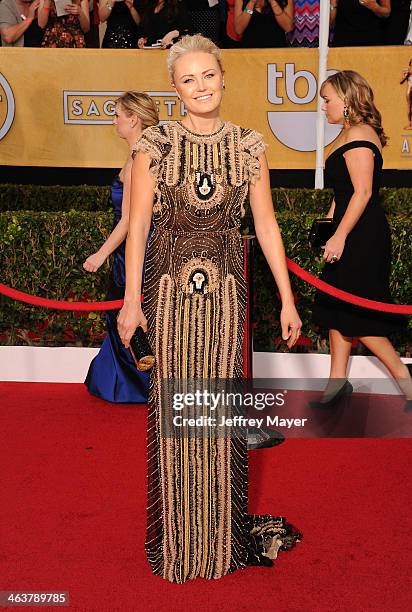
[0,46,411,169]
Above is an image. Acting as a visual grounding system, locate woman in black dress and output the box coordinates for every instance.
[312,71,412,406]
[99,0,141,48]
[185,0,221,44]
[382,0,410,44]
[234,0,294,48]
[330,0,391,47]
[137,0,189,48]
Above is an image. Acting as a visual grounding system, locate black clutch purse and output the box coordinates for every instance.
[309,218,334,249]
[129,325,155,372]
[108,310,155,372]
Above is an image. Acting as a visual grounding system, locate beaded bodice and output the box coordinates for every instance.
[133,121,266,234]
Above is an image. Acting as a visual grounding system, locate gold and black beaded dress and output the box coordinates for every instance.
[134,121,301,584]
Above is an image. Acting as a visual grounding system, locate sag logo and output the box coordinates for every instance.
[267,64,341,151]
[0,73,15,140]
[63,90,186,124]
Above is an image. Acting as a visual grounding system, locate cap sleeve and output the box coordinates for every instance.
[132,126,166,182]
[240,129,268,185]
[132,126,169,213]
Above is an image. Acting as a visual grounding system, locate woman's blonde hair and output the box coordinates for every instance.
[321,70,388,146]
[115,91,159,130]
[167,34,224,81]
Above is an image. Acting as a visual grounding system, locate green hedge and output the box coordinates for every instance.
[0,185,112,213]
[0,212,111,346]
[1,183,411,216]
[0,208,410,350]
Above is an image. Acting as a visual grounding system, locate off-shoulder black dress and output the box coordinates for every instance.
[313,140,404,337]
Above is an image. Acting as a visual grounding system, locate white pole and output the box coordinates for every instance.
[315,0,330,188]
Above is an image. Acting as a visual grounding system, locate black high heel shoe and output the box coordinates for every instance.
[404,400,412,413]
[310,380,353,409]
[403,364,412,411]
[247,426,285,449]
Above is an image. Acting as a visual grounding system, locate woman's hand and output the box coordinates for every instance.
[280,303,302,349]
[65,2,81,16]
[160,29,179,48]
[322,232,346,263]
[117,302,147,348]
[28,0,40,19]
[137,36,147,48]
[358,0,391,17]
[83,252,106,272]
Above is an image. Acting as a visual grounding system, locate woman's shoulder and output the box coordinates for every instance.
[133,124,171,160]
[342,125,382,150]
[233,124,268,154]
[137,124,171,149]
[140,123,168,140]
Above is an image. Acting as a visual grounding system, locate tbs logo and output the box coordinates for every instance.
[0,73,15,141]
[267,64,341,152]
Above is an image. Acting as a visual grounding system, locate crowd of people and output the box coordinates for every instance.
[1,0,411,49]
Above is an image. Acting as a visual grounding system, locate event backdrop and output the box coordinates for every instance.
[0,47,411,169]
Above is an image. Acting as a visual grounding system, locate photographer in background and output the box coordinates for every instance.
[0,0,43,46]
[234,0,294,48]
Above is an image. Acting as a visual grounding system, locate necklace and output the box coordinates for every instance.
[179,119,224,137]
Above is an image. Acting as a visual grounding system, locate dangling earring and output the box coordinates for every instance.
[222,82,225,90]
[343,106,350,122]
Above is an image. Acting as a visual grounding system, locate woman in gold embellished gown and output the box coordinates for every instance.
[117,34,302,583]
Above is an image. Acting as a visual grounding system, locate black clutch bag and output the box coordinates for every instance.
[309,218,334,249]
[129,325,155,372]
[108,310,155,372]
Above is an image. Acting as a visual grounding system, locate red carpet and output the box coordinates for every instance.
[0,382,411,612]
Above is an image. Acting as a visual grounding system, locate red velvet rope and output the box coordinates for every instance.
[0,259,411,314]
[0,283,123,310]
[286,258,412,315]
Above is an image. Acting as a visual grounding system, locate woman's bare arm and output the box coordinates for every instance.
[117,151,155,345]
[249,153,302,347]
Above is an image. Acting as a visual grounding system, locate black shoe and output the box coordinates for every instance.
[404,399,412,412]
[247,426,285,450]
[403,365,412,410]
[310,380,353,409]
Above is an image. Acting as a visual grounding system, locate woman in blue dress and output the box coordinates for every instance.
[84,91,159,403]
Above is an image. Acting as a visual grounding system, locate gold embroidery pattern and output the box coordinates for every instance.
[178,257,220,295]
[140,121,300,584]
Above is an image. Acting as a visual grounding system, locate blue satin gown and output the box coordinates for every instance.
[85,175,150,403]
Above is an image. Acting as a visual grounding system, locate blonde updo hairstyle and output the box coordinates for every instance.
[321,70,388,147]
[167,34,224,82]
[115,91,159,130]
